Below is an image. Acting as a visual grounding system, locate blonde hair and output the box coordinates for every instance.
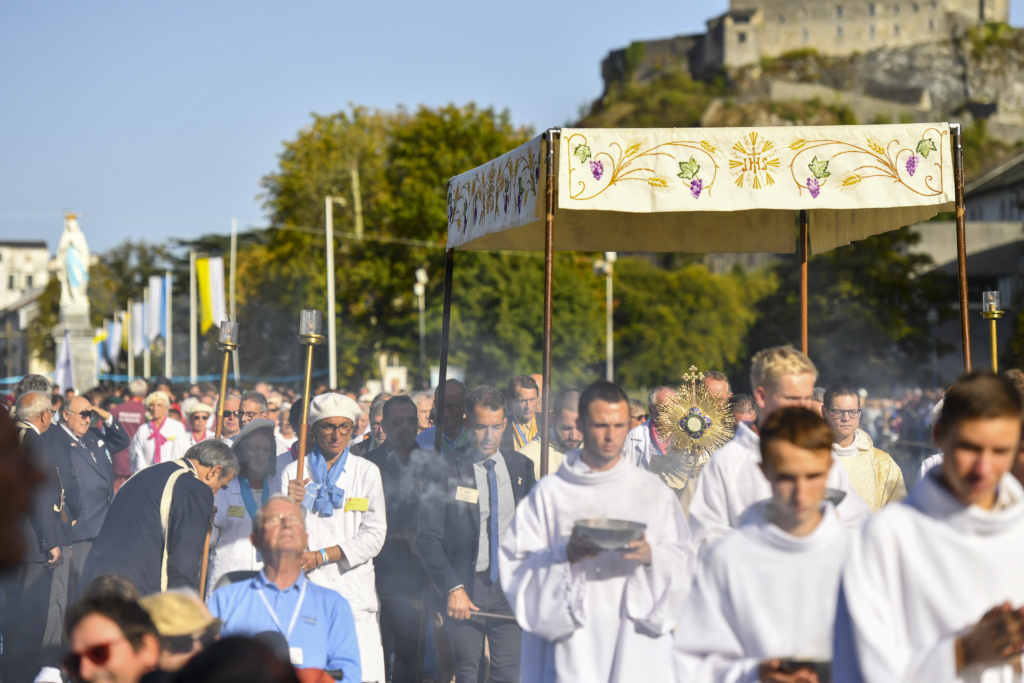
[750,346,817,393]
[144,391,172,420]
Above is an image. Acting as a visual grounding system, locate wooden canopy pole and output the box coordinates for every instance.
[539,128,558,477]
[951,122,972,372]
[799,210,809,355]
[417,246,455,683]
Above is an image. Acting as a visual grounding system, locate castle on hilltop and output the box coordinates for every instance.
[605,0,1008,79]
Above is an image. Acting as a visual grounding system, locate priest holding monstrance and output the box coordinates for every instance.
[498,381,694,682]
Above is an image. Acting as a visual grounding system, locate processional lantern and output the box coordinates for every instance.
[981,291,1004,372]
[296,310,326,482]
[214,320,240,440]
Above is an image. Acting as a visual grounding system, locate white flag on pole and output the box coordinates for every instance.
[132,301,145,357]
[106,319,122,366]
[207,256,226,331]
[55,330,74,394]
[147,275,164,344]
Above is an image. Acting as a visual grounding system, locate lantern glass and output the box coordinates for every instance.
[300,310,323,336]
[983,291,1001,313]
[218,321,239,345]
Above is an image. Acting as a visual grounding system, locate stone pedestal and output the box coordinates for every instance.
[53,320,96,393]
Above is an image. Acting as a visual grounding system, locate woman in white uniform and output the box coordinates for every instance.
[206,418,277,596]
[129,391,187,473]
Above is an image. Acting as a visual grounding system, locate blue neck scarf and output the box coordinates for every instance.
[239,475,271,521]
[303,445,349,517]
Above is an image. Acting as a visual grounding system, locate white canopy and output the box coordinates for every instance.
[446,123,954,255]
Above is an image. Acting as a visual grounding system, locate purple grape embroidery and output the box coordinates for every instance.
[690,178,703,199]
[590,160,604,181]
[906,154,919,177]
[807,177,820,199]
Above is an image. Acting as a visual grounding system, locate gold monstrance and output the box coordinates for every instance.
[655,365,736,475]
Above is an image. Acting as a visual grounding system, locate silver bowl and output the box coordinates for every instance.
[574,519,646,550]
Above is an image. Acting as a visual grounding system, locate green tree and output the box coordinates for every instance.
[612,258,775,389]
[739,228,953,391]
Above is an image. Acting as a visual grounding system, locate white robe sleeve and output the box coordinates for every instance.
[337,463,387,570]
[129,426,146,474]
[499,489,587,642]
[624,492,693,635]
[688,455,735,546]
[831,523,959,683]
[674,555,761,683]
[827,457,872,529]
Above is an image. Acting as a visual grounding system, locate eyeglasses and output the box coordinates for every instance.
[241,411,260,421]
[316,421,354,435]
[62,638,125,677]
[828,408,862,419]
[264,513,304,529]
[222,410,240,418]
[633,413,648,421]
[191,414,210,420]
[66,409,95,420]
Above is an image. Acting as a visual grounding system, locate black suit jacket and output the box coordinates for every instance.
[16,423,63,562]
[416,447,536,603]
[362,444,434,599]
[47,419,129,543]
[78,459,214,598]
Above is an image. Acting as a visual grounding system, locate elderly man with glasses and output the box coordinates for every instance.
[209,494,361,681]
[48,394,130,590]
[823,381,907,511]
[280,393,386,682]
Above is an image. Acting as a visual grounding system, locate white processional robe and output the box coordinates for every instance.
[129,418,187,473]
[279,454,387,683]
[499,450,695,683]
[833,467,1024,683]
[167,429,214,463]
[688,422,871,547]
[674,501,849,683]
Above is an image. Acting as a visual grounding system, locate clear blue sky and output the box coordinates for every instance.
[2,0,1022,256]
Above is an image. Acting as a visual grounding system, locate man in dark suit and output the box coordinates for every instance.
[48,394,129,590]
[4,390,64,682]
[77,439,238,597]
[417,385,536,683]
[363,395,431,683]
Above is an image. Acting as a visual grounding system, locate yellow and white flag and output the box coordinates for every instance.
[196,256,226,334]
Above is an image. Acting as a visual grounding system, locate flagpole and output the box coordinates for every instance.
[230,218,240,385]
[190,251,198,384]
[165,271,173,380]
[127,300,135,381]
[143,288,151,379]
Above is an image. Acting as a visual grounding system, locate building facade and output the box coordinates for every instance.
[0,241,52,381]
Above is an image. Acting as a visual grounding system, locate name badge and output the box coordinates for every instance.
[289,647,303,666]
[344,497,369,512]
[226,505,246,518]
[455,486,479,504]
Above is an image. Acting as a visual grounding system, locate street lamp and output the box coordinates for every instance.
[594,252,616,382]
[325,195,347,390]
[415,268,428,389]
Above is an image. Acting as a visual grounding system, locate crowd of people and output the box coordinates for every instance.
[0,344,1022,682]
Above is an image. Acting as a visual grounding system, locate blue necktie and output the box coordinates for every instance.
[483,459,499,583]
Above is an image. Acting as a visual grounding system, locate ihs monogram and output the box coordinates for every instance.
[729,132,779,190]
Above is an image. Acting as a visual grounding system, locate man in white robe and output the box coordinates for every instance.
[675,407,850,683]
[499,381,694,683]
[689,346,871,547]
[281,393,387,682]
[834,372,1024,682]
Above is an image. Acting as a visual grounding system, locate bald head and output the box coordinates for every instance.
[64,396,94,438]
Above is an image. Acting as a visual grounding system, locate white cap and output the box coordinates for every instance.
[308,393,362,426]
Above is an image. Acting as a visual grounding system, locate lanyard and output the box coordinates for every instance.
[511,418,532,447]
[257,578,308,640]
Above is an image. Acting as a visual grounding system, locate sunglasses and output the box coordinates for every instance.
[62,638,124,677]
[67,409,96,420]
[222,410,240,418]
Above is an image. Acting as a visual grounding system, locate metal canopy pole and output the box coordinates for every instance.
[951,122,972,372]
[799,210,809,355]
[540,128,558,477]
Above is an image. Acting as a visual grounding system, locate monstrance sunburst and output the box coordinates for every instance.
[655,365,736,472]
